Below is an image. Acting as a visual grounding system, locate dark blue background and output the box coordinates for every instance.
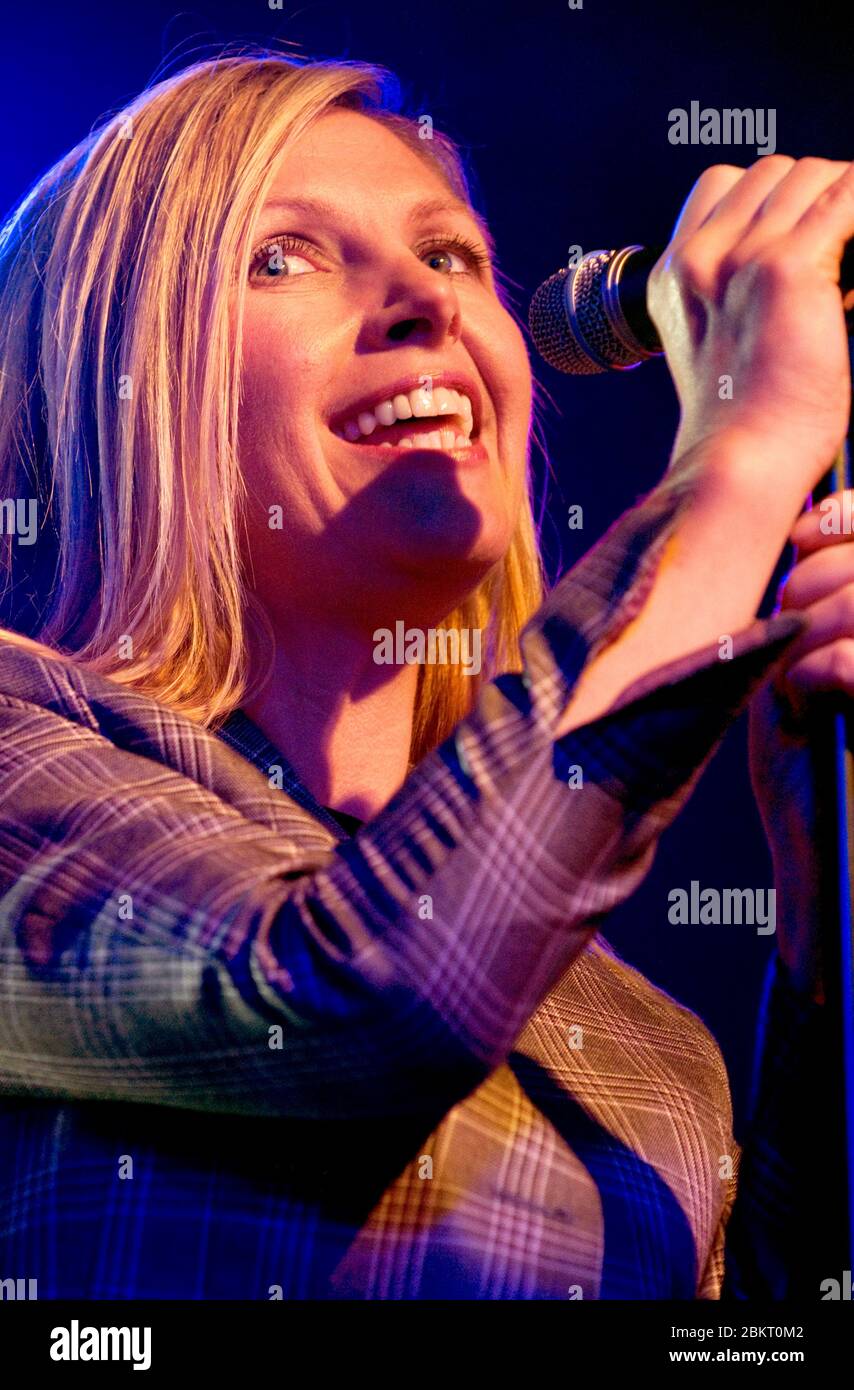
[1,0,847,1131]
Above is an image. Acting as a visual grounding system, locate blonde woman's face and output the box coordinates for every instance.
[237,109,532,624]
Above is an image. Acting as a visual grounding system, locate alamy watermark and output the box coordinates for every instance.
[373,621,482,675]
[50,1320,151,1371]
[818,493,854,535]
[667,881,776,935]
[821,1270,853,1299]
[668,103,776,156]
[0,498,37,544]
[0,1276,37,1299]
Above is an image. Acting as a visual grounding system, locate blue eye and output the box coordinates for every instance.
[247,230,493,282]
[249,235,318,279]
[417,235,493,274]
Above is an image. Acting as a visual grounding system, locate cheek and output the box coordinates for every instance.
[486,316,533,523]
[488,313,532,446]
[240,350,296,447]
[236,310,337,545]
[238,302,330,449]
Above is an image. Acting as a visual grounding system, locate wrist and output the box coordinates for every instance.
[668,425,813,531]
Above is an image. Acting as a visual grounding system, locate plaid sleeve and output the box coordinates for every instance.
[698,1144,741,1299]
[0,473,805,1120]
[722,951,830,1299]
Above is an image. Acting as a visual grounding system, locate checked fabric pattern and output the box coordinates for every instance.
[0,471,825,1298]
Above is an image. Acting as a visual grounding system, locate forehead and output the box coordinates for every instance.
[259,109,486,237]
[267,108,446,189]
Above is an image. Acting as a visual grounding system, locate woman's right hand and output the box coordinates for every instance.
[647,157,854,505]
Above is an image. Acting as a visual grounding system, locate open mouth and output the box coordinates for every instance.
[334,418,475,450]
[329,382,482,452]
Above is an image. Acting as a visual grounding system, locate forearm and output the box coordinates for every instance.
[0,453,805,1120]
[558,430,808,736]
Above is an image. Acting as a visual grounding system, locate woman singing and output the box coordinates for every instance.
[0,50,849,1299]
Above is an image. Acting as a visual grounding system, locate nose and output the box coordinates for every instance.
[361,256,462,350]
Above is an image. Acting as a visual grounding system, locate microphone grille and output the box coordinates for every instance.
[528,251,647,375]
[528,265,606,375]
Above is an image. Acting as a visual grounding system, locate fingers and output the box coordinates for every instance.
[714,157,849,253]
[662,155,853,279]
[781,638,854,704]
[665,164,746,249]
[790,488,854,556]
[692,154,797,241]
[778,582,854,664]
[779,543,854,610]
[774,489,854,706]
[788,161,854,273]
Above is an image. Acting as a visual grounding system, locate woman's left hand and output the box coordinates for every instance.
[748,487,854,1004]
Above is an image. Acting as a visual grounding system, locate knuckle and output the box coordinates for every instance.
[669,243,715,293]
[754,153,795,174]
[718,247,751,281]
[794,155,834,176]
[698,162,743,183]
[829,638,854,683]
[828,641,854,687]
[693,164,743,200]
[748,246,805,286]
[813,172,854,213]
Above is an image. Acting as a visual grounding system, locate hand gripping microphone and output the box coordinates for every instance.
[529,241,854,375]
[529,233,854,1279]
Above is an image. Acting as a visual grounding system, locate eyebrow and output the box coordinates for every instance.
[257,193,496,257]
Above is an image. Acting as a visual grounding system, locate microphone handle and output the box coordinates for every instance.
[620,238,854,353]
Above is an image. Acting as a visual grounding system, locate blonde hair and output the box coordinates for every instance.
[0,49,545,764]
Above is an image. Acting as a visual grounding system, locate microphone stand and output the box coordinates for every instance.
[809,336,854,1282]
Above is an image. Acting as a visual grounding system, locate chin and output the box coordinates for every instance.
[403,496,514,557]
[385,522,515,605]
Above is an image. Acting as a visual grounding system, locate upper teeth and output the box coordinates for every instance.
[336,385,475,444]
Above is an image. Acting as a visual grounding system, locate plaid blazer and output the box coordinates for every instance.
[0,473,826,1299]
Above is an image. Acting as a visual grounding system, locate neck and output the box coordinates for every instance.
[240,613,421,821]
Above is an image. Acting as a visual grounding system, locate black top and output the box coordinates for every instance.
[322,805,364,836]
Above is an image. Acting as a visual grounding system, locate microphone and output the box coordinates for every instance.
[529,240,854,375]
